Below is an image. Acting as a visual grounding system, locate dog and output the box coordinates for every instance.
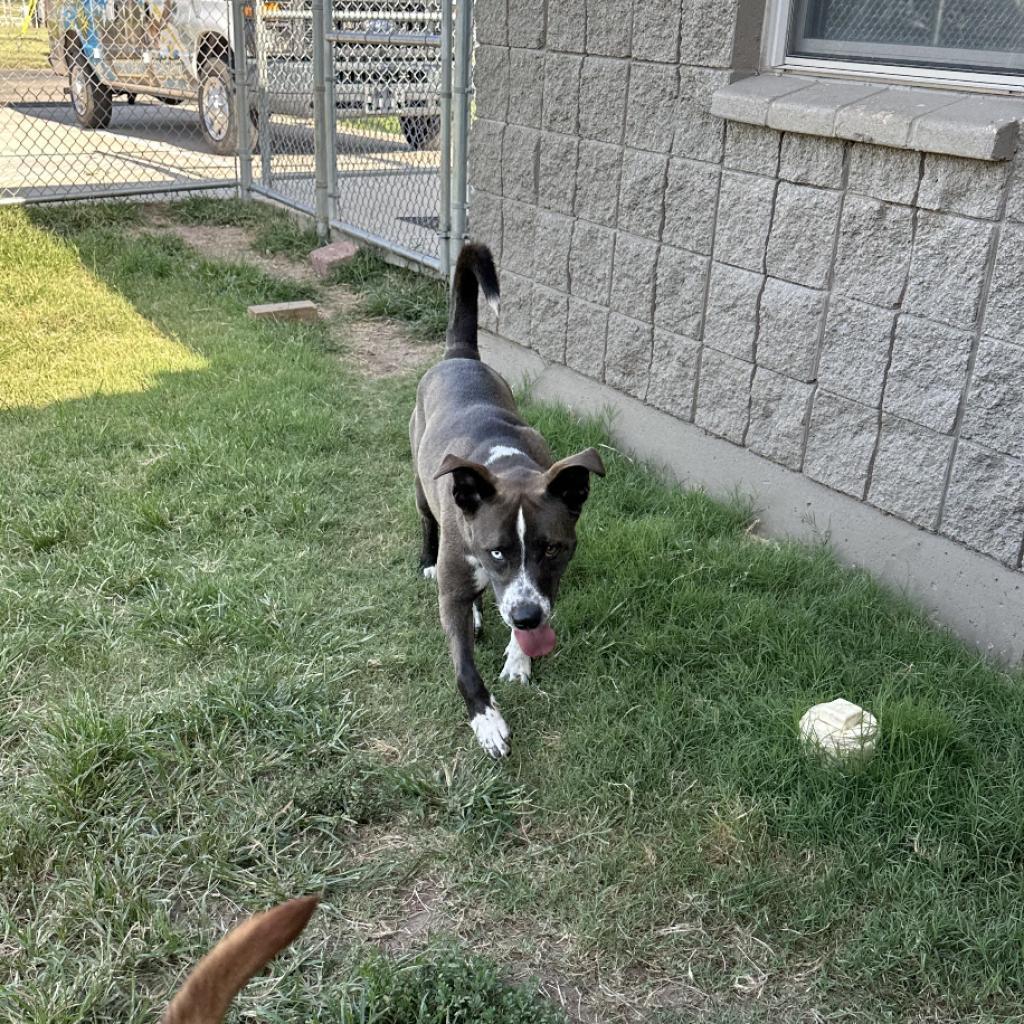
[161,896,319,1023]
[409,243,605,758]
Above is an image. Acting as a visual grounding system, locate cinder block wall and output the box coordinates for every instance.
[468,0,1024,573]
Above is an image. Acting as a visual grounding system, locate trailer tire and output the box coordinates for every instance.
[198,55,242,155]
[69,50,112,130]
[400,115,441,151]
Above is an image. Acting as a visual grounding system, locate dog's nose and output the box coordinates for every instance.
[511,603,544,630]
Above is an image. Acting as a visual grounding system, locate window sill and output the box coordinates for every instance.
[710,73,1024,161]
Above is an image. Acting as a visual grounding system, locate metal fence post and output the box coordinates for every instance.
[230,0,253,199]
[449,0,473,272]
[310,0,330,241]
[323,5,339,222]
[438,0,453,281]
[253,0,272,188]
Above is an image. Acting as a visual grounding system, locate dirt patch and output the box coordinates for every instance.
[337,318,439,378]
[371,875,453,952]
[135,210,436,378]
[140,215,317,287]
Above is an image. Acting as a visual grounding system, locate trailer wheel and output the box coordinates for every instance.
[69,50,112,130]
[400,115,441,151]
[198,55,260,156]
[198,55,239,155]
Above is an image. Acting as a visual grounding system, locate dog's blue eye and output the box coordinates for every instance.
[490,549,504,561]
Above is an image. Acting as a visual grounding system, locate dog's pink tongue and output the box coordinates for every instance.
[514,624,557,658]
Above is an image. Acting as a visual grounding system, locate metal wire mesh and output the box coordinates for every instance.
[794,0,1024,65]
[248,1,318,212]
[2,0,458,271]
[240,1,446,264]
[0,0,241,203]
[326,2,445,264]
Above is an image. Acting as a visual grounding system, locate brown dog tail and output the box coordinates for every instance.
[160,896,320,1024]
[445,242,500,360]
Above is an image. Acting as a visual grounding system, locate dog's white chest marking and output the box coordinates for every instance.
[484,445,525,466]
[498,506,551,626]
[500,630,532,683]
[422,565,437,580]
[473,603,483,634]
[470,701,510,758]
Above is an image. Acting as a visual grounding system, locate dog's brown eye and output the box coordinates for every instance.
[543,544,559,559]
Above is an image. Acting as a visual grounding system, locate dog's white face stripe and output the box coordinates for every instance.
[497,505,551,626]
[484,445,525,466]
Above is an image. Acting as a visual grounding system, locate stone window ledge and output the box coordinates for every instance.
[711,73,1024,161]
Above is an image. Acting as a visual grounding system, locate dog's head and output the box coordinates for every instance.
[435,448,605,630]
[161,896,318,1024]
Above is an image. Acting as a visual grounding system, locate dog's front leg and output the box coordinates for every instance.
[500,631,531,683]
[439,586,510,758]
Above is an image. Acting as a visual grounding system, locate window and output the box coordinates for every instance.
[767,0,1024,90]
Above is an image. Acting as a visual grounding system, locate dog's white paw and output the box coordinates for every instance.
[470,703,510,758]
[422,565,437,581]
[473,604,483,635]
[499,633,532,684]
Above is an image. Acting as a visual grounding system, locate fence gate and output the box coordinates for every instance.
[0,0,240,203]
[236,0,469,275]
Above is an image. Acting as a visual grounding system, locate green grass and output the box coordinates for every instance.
[164,197,448,337]
[2,200,1024,1024]
[167,195,320,258]
[329,248,448,339]
[339,947,569,1023]
[0,25,49,70]
[345,113,403,138]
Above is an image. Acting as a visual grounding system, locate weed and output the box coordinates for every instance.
[339,946,568,1024]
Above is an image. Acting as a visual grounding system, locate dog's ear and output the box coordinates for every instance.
[545,448,606,517]
[160,896,319,1024]
[434,454,498,515]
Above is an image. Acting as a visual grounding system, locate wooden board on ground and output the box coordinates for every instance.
[247,300,320,322]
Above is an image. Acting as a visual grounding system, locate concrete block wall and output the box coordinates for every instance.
[468,0,1024,574]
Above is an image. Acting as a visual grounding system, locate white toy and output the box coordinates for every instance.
[799,698,879,763]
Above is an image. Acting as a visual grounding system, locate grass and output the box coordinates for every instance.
[165,196,447,339]
[0,25,49,70]
[345,113,403,138]
[339,947,569,1023]
[2,200,1024,1024]
[329,247,448,338]
[167,195,321,259]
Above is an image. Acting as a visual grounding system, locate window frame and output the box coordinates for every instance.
[763,0,1024,95]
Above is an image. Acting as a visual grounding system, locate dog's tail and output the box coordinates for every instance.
[444,242,500,360]
[160,896,319,1024]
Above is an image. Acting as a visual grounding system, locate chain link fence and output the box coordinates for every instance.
[0,0,468,272]
[0,0,243,203]
[237,0,459,272]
